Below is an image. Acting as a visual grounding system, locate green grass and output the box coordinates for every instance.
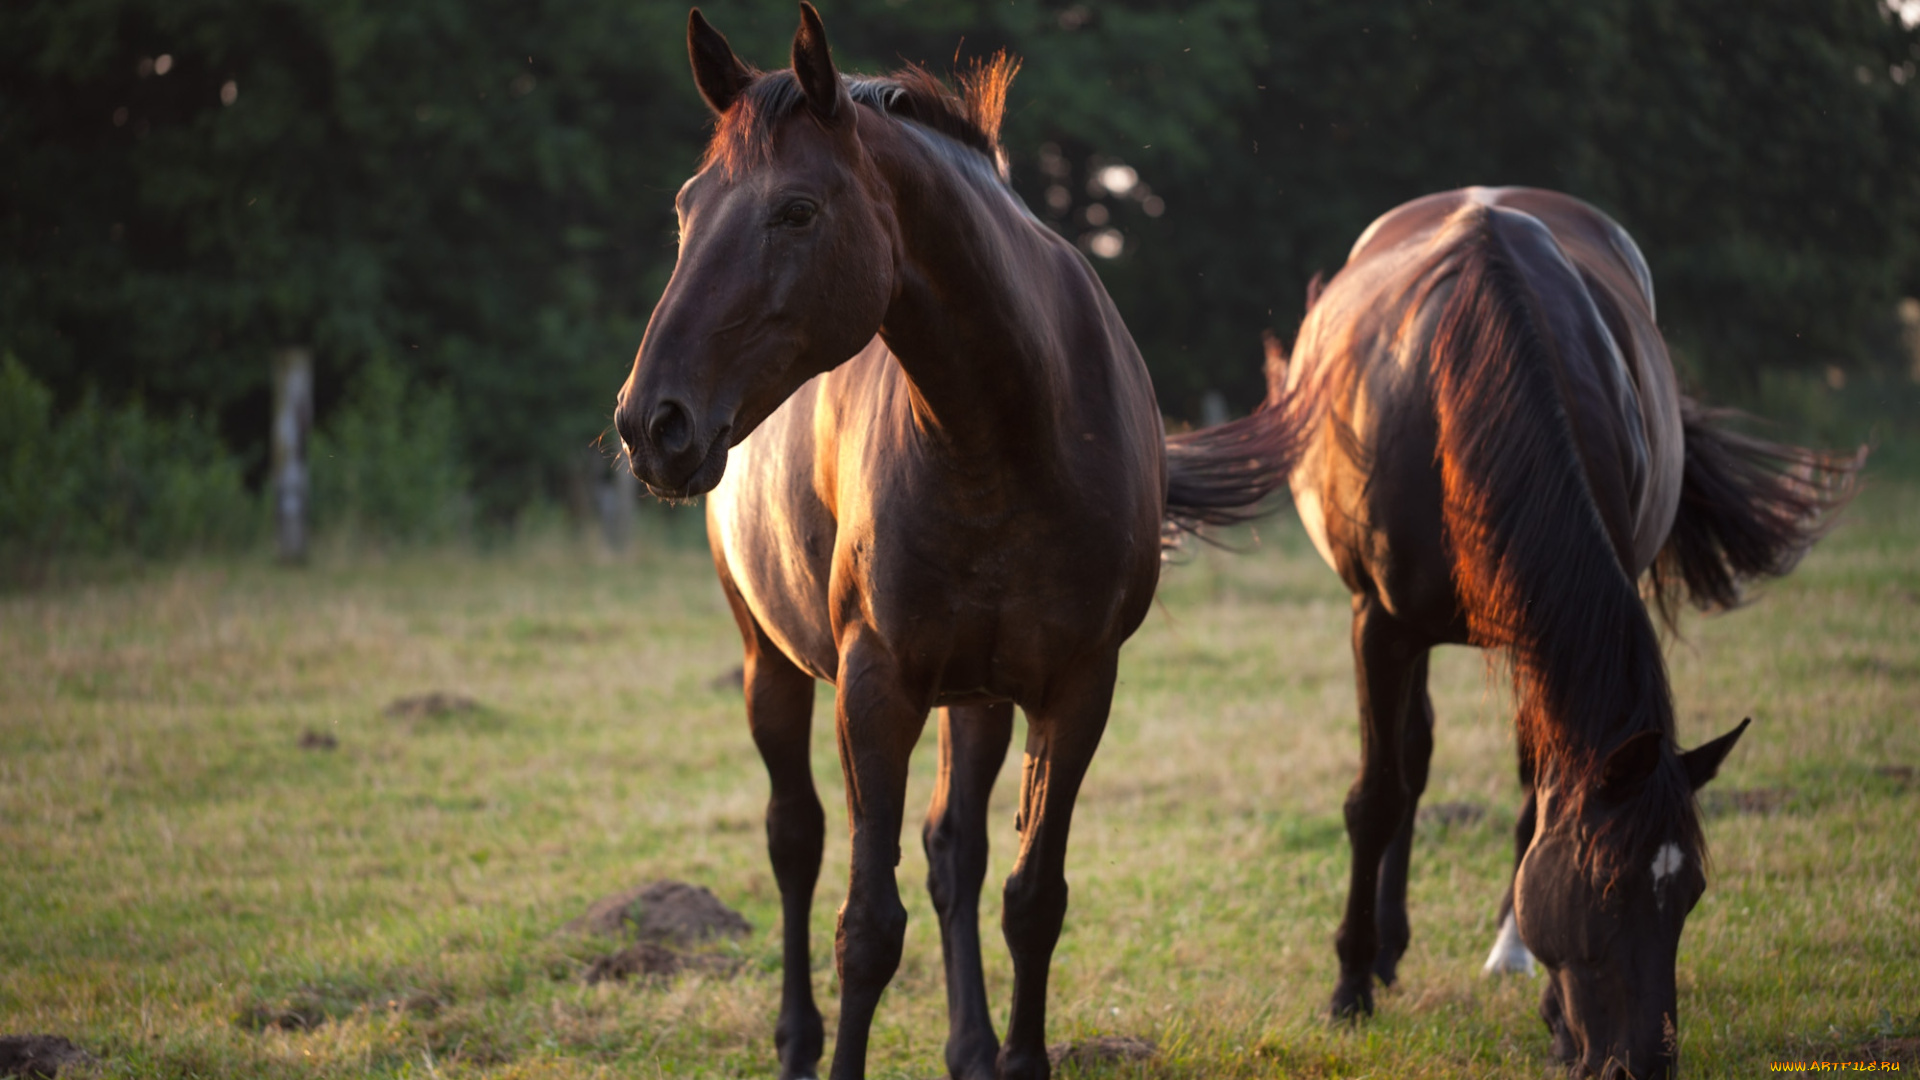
[3,485,1917,1079]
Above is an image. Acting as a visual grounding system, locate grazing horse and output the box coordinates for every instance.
[1279,187,1858,1076]
[613,7,1300,1078]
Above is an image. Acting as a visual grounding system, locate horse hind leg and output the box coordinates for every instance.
[1482,780,1538,976]
[740,629,828,1080]
[1371,651,1433,988]
[923,702,1014,1080]
[1332,593,1423,1019]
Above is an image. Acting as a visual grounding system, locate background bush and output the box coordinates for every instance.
[0,353,255,574]
[309,357,469,544]
[2,0,1917,524]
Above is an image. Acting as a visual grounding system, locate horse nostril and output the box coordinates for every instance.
[649,400,694,457]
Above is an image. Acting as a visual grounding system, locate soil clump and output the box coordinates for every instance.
[384,692,480,720]
[566,880,751,985]
[0,1035,93,1078]
[565,880,750,945]
[1048,1035,1155,1067]
[297,729,338,750]
[1416,801,1485,829]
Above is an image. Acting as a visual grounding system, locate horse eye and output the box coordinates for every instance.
[780,201,816,227]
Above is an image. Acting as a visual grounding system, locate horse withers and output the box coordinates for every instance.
[612,7,1302,1078]
[1277,187,1858,1076]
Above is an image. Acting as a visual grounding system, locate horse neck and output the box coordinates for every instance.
[866,123,1095,461]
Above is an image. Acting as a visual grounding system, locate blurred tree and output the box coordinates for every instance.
[3,0,1915,520]
[1,0,703,516]
[992,0,1920,416]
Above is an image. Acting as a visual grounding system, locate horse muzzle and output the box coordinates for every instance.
[614,395,732,499]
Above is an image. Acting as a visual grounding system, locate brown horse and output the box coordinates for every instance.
[612,7,1300,1078]
[1279,187,1859,1076]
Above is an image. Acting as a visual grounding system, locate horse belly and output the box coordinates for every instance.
[856,491,1158,707]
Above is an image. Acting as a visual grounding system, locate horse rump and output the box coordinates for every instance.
[1648,399,1864,625]
[1162,330,1314,541]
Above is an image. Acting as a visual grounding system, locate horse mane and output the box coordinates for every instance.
[1425,208,1704,890]
[704,53,1019,178]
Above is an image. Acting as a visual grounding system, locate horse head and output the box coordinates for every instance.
[1515,718,1748,1078]
[615,3,896,498]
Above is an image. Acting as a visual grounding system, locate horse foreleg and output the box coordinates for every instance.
[1371,651,1433,987]
[1332,594,1421,1019]
[826,640,928,1080]
[923,702,1014,1080]
[742,631,827,1080]
[998,654,1115,1080]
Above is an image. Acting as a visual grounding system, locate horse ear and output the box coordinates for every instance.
[1680,717,1751,791]
[792,1,850,124]
[1598,730,1664,800]
[688,9,753,116]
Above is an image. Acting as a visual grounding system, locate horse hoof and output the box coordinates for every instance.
[946,1041,998,1080]
[1329,983,1375,1021]
[995,1046,1051,1080]
[1480,912,1537,976]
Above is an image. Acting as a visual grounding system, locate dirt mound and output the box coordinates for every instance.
[1048,1035,1155,1068]
[1700,787,1793,817]
[566,881,751,987]
[384,692,480,720]
[0,1035,93,1078]
[235,982,440,1032]
[565,880,751,945]
[1857,1036,1920,1065]
[582,942,741,985]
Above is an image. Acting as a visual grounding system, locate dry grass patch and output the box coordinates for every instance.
[3,490,1916,1077]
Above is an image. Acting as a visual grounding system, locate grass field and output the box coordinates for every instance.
[3,481,1916,1079]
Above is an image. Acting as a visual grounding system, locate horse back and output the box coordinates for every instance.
[1289,188,1683,628]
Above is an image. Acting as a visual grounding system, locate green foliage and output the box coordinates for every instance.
[1,0,697,516]
[0,353,255,571]
[310,358,469,543]
[3,0,1916,518]
[993,0,1920,415]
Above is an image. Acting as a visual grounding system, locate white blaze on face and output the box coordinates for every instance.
[1651,842,1686,909]
[1651,842,1685,884]
[1481,911,1536,976]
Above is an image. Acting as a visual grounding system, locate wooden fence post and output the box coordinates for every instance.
[601,444,639,552]
[272,347,313,563]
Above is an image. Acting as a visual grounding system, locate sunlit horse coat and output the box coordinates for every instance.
[1280,186,1854,1077]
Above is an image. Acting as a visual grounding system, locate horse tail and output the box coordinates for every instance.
[1162,330,1317,542]
[1646,400,1863,628]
